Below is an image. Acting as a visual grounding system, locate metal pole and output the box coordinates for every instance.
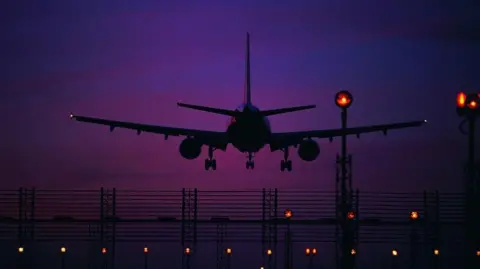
[468,117,475,187]
[340,109,347,209]
[433,252,439,269]
[466,116,478,269]
[410,222,417,269]
[226,253,231,269]
[340,107,354,269]
[268,252,272,269]
[283,218,292,269]
[144,253,148,269]
[391,256,397,269]
[308,255,313,269]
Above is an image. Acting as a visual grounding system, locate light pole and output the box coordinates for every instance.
[457,92,480,269]
[60,247,67,269]
[334,90,355,269]
[284,209,293,269]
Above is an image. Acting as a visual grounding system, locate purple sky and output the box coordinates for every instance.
[1,0,479,192]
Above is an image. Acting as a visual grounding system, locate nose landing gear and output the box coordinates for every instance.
[204,146,217,170]
[246,152,255,169]
[280,147,292,172]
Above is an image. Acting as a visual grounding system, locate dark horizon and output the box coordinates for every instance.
[0,188,467,268]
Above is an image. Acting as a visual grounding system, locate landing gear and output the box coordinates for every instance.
[280,147,292,172]
[246,152,255,169]
[205,146,217,171]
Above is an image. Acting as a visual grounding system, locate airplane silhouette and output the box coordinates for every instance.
[69,33,427,171]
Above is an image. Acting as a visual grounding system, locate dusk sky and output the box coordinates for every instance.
[1,0,479,192]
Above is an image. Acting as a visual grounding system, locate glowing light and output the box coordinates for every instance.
[392,249,398,256]
[434,249,439,256]
[335,91,353,108]
[267,249,272,256]
[350,249,356,255]
[305,248,311,255]
[457,92,466,108]
[101,247,107,254]
[410,211,419,220]
[312,248,317,255]
[468,100,477,109]
[61,247,67,253]
[476,250,480,256]
[18,247,24,253]
[347,211,355,220]
[284,209,292,219]
[226,248,232,255]
[144,247,148,253]
[185,248,191,255]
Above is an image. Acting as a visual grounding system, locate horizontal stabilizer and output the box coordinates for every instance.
[177,102,237,116]
[261,105,316,116]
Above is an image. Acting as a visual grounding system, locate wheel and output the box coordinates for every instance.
[211,159,217,170]
[204,159,211,170]
[250,161,255,169]
[246,161,250,169]
[280,160,285,171]
[287,160,292,171]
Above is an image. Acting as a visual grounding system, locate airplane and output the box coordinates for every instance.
[69,32,427,172]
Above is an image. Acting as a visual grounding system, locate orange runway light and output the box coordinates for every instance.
[335,91,353,108]
[18,247,24,253]
[410,211,419,220]
[468,100,477,109]
[61,247,67,253]
[347,211,355,220]
[144,247,148,253]
[267,249,272,256]
[312,248,317,255]
[350,249,356,255]
[392,249,398,256]
[101,247,107,254]
[226,248,232,255]
[457,92,466,108]
[433,249,439,256]
[305,248,311,255]
[476,250,480,256]
[284,209,292,219]
[185,247,191,255]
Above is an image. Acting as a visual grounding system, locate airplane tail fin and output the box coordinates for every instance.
[177,102,237,116]
[244,32,252,105]
[260,105,316,116]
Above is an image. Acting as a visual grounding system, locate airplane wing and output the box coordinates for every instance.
[69,113,229,150]
[269,120,427,151]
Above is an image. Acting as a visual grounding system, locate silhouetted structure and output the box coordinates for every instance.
[333,90,357,269]
[0,188,468,269]
[456,91,480,269]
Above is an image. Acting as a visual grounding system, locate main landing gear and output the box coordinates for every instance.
[280,147,292,172]
[205,146,217,171]
[246,152,255,169]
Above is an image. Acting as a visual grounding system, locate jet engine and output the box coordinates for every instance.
[179,138,202,160]
[297,139,320,162]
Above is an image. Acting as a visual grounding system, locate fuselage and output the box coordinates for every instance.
[226,103,271,152]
